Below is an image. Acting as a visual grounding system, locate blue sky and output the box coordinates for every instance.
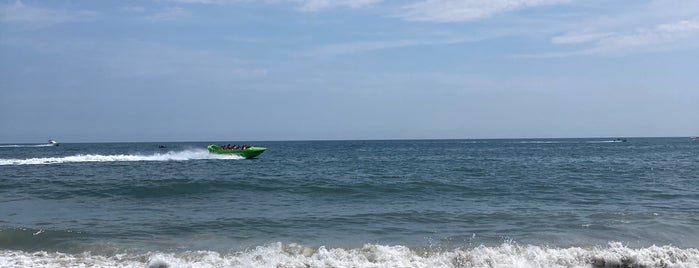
[1,0,698,142]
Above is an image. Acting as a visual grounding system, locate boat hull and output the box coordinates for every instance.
[207,145,266,159]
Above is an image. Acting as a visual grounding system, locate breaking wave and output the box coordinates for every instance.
[0,149,243,166]
[1,242,698,268]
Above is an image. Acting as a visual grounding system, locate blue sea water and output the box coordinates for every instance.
[1,138,698,267]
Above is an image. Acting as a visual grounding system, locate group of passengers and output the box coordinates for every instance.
[220,144,251,150]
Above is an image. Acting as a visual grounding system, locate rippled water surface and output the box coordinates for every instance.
[1,138,698,267]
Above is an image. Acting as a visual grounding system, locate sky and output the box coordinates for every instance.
[1,0,698,142]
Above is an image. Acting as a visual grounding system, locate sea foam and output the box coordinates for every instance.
[0,149,243,165]
[0,144,55,148]
[1,242,698,268]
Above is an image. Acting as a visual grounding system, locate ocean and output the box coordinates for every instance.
[0,138,698,267]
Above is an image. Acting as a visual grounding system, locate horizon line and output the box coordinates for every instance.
[1,136,696,144]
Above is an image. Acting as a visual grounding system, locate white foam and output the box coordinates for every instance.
[1,242,698,268]
[0,149,243,165]
[0,144,54,148]
[510,141,564,144]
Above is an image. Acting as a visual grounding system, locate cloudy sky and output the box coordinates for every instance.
[1,0,698,142]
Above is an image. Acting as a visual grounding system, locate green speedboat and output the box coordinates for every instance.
[207,145,266,159]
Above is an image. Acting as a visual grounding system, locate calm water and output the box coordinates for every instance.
[1,138,698,267]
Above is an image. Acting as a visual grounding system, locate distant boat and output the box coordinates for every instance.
[691,136,699,141]
[612,138,627,142]
[158,145,167,148]
[48,139,59,146]
[207,144,266,159]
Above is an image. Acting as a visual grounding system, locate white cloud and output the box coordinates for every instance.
[656,19,699,32]
[307,33,484,56]
[551,32,615,45]
[146,7,189,22]
[310,39,424,56]
[397,0,569,22]
[167,0,380,11]
[170,0,235,3]
[0,1,97,28]
[296,0,381,12]
[542,18,699,56]
[593,18,699,53]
